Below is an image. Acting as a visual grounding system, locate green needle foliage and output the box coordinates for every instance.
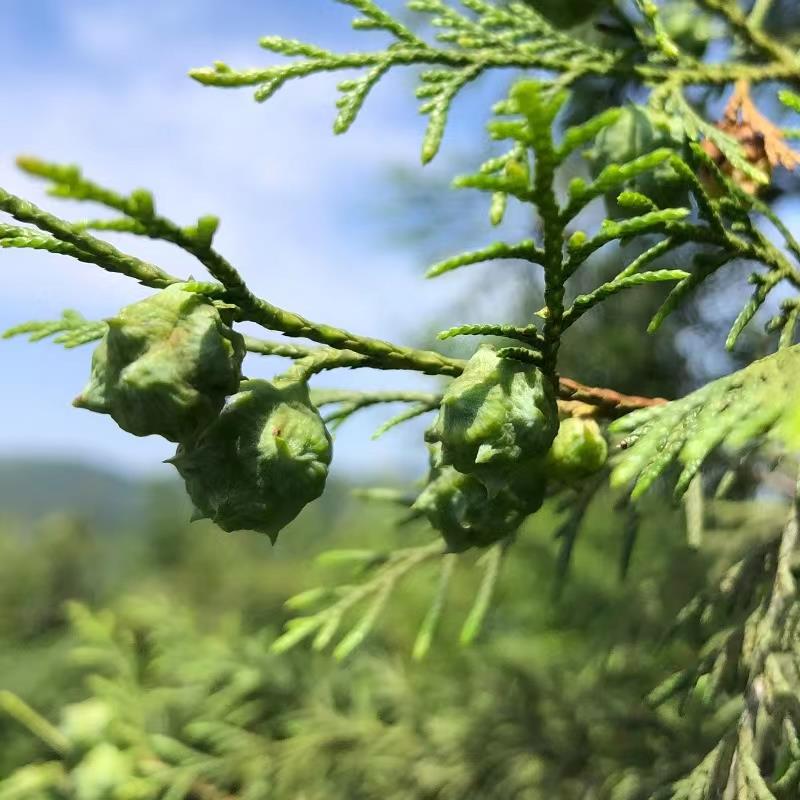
[611,345,800,500]
[6,0,800,796]
[2,311,107,349]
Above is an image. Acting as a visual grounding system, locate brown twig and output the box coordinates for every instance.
[558,377,668,418]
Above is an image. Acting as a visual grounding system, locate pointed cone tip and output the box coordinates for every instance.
[72,393,104,412]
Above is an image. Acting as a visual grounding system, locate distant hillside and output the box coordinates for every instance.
[0,458,365,536]
[0,459,184,531]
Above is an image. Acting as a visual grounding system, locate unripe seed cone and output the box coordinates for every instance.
[171,379,332,542]
[546,417,608,483]
[74,284,245,442]
[425,345,557,492]
[588,106,688,216]
[414,445,547,552]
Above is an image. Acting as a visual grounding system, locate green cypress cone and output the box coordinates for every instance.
[546,417,608,484]
[425,345,558,493]
[171,379,332,541]
[74,284,245,442]
[414,445,547,552]
[587,105,688,216]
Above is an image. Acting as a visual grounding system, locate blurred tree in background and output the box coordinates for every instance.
[2,477,782,798]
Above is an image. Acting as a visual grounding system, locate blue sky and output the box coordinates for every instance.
[8,2,793,483]
[0,1,525,480]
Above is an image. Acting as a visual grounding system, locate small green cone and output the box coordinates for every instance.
[171,379,333,541]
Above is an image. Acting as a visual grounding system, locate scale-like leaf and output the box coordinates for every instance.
[610,345,800,499]
[3,311,107,349]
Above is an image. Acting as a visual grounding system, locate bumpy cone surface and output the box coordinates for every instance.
[171,379,332,541]
[588,105,688,214]
[425,345,557,491]
[75,284,245,442]
[414,445,547,552]
[546,417,608,483]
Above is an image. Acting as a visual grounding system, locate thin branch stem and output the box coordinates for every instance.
[0,189,177,287]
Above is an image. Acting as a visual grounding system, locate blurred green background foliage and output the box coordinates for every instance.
[0,459,787,797]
